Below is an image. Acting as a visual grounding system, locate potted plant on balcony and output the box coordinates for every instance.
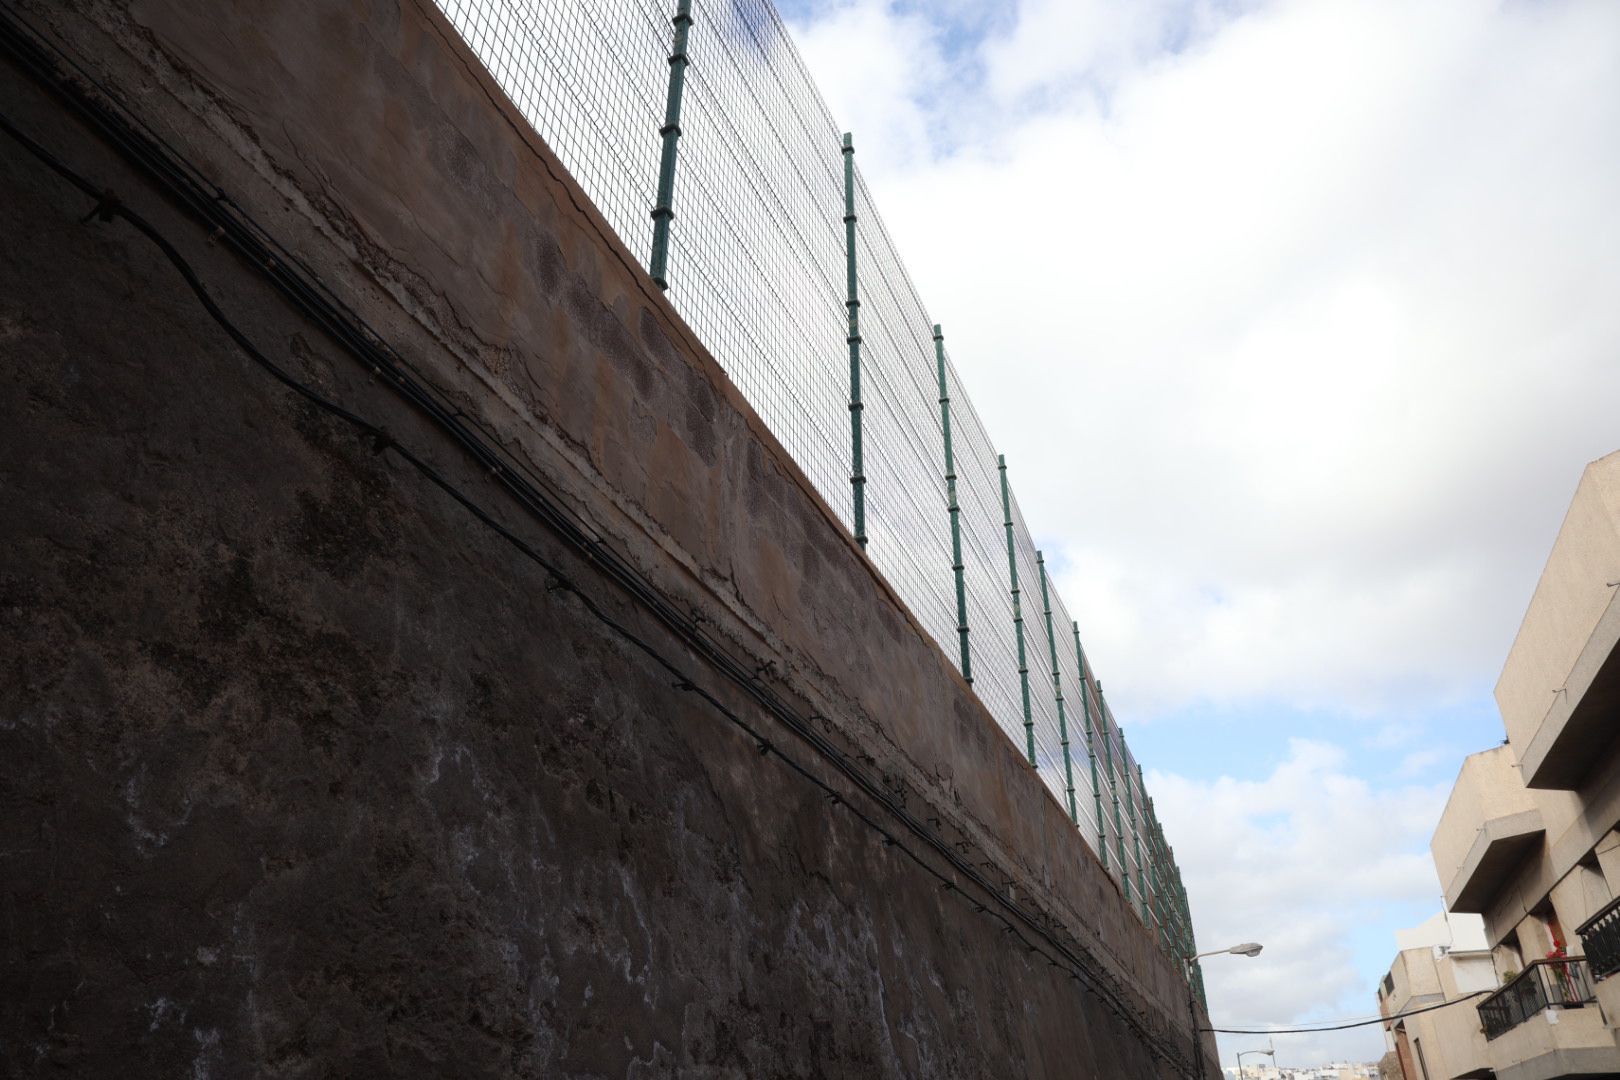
[1546,940,1576,1004]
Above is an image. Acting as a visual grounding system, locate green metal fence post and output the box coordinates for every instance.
[1174,849,1191,962]
[1147,795,1171,954]
[1167,849,1181,959]
[1099,683,1127,897]
[1144,799,1162,948]
[1121,728,1140,912]
[1163,825,1179,953]
[1036,554,1077,822]
[648,0,693,290]
[1173,853,1194,957]
[934,325,969,682]
[1128,753,1147,921]
[1166,841,1182,958]
[1073,622,1107,870]
[1113,717,1130,894]
[842,133,867,548]
[1169,848,1185,959]
[1144,794,1161,942]
[1175,869,1204,1008]
[998,455,1035,764]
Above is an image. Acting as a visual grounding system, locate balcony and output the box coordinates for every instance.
[1576,896,1620,981]
[1474,957,1620,1080]
[1479,959,1596,1040]
[1432,746,1545,914]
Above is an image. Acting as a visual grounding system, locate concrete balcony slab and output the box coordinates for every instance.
[1518,588,1620,791]
[1448,808,1547,913]
[1435,747,1546,917]
[1487,995,1620,1080]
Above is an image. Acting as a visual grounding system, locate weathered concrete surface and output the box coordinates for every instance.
[0,0,1215,1075]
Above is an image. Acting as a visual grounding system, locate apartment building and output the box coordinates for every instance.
[1426,450,1620,1080]
[1376,911,1496,1080]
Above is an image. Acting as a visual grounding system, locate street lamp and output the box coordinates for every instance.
[1236,1046,1274,1078]
[1192,942,1264,963]
[1185,943,1264,1079]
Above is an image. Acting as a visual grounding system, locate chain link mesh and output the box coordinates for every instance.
[432,0,1191,953]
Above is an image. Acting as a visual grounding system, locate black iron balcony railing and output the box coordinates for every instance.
[1478,957,1596,1039]
[1577,896,1620,981]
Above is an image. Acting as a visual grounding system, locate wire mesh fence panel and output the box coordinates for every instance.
[1126,776,1147,913]
[1106,704,1139,897]
[1079,679,1116,880]
[849,179,961,664]
[1006,494,1065,809]
[1091,686,1127,892]
[949,379,1026,744]
[1049,588,1101,848]
[435,0,668,270]
[1124,744,1158,918]
[1135,768,1168,933]
[431,0,1188,948]
[666,0,856,526]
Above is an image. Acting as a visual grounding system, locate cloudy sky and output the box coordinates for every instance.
[777,0,1620,1065]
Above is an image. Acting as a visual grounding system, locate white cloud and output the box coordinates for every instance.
[790,0,1620,720]
[1151,741,1450,1063]
[783,1,949,175]
[979,0,1242,108]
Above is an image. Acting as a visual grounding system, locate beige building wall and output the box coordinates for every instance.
[1378,933,1494,1080]
[1430,743,1615,950]
[1388,948,1444,1007]
[1396,911,1489,955]
[1437,951,1497,998]
[1432,746,1541,907]
[1461,779,1616,953]
[1495,450,1620,751]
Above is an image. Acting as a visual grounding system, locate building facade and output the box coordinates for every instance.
[1376,912,1496,1080]
[1422,451,1620,1080]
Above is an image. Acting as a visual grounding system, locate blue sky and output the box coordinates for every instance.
[779,0,1620,1064]
[1127,696,1500,793]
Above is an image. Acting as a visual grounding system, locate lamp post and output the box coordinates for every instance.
[1184,943,1263,1080]
[1236,1046,1274,1079]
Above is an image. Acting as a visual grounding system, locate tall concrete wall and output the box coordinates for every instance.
[0,1,1216,1076]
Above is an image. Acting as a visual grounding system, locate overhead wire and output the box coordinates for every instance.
[1208,990,1492,1034]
